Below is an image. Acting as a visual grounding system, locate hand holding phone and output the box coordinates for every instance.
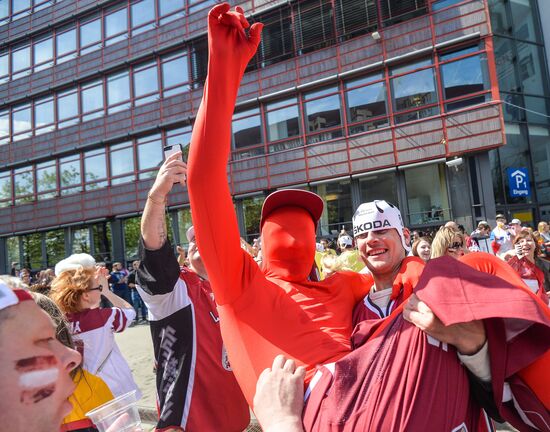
[515,242,523,258]
[164,143,184,160]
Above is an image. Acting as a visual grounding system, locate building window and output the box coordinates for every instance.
[440,47,489,111]
[232,108,264,158]
[265,97,302,152]
[12,103,32,141]
[0,170,12,207]
[6,237,20,269]
[123,217,141,260]
[431,0,462,11]
[159,0,184,24]
[13,166,34,204]
[493,37,517,93]
[72,228,90,254]
[34,96,55,135]
[257,7,293,67]
[380,0,427,26]
[345,73,388,134]
[166,125,192,148]
[531,126,550,203]
[0,110,9,144]
[391,59,438,123]
[359,172,398,206]
[0,0,8,21]
[404,164,450,226]
[56,27,77,64]
[45,230,65,267]
[242,196,263,243]
[80,16,102,54]
[335,0,377,40]
[304,86,343,144]
[295,0,335,54]
[107,71,131,113]
[81,80,104,121]
[105,7,128,46]
[517,42,546,96]
[133,61,159,105]
[110,141,135,185]
[0,51,8,82]
[57,89,79,128]
[91,222,112,262]
[12,44,30,78]
[131,0,155,34]
[161,52,189,97]
[59,154,82,195]
[22,233,43,270]
[510,0,541,43]
[314,180,352,236]
[36,160,57,199]
[137,134,163,179]
[84,148,108,190]
[33,36,53,71]
[190,38,208,86]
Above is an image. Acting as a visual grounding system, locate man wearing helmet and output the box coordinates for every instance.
[351,200,424,322]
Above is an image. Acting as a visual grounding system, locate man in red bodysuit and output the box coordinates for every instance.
[187,4,550,430]
[187,3,378,404]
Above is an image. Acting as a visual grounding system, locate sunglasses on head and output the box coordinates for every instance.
[87,284,103,292]
[448,242,463,250]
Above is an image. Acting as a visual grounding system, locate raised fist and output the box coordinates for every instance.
[207,3,263,76]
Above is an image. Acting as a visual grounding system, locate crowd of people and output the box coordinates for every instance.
[1,5,549,432]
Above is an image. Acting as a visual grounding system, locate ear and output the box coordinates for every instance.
[403,228,411,245]
[81,291,91,304]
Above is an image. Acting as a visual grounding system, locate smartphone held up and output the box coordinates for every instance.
[163,143,189,185]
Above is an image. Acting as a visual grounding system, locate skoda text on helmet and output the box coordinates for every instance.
[352,200,410,252]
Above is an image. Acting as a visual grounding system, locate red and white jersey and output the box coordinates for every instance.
[66,307,140,398]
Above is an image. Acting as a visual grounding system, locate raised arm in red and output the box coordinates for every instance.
[187,4,263,305]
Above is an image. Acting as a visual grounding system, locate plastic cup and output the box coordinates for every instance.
[86,390,143,432]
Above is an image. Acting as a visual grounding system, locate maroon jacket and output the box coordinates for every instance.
[303,253,550,431]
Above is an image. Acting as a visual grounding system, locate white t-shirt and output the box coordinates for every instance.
[67,307,140,398]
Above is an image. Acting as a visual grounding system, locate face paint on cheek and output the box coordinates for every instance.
[16,355,59,405]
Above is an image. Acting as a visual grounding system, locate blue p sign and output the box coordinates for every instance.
[507,168,531,198]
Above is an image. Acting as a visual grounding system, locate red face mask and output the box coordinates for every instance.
[261,207,316,282]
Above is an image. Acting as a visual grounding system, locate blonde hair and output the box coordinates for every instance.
[538,221,548,233]
[50,267,95,314]
[431,227,464,259]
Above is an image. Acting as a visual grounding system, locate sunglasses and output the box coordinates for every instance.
[448,242,463,250]
[88,284,103,292]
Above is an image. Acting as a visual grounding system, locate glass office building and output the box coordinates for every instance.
[0,0,548,271]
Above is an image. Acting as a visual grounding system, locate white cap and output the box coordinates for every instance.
[55,253,96,276]
[510,218,521,225]
[186,226,195,243]
[338,235,353,248]
[352,200,410,252]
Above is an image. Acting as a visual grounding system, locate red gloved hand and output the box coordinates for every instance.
[207,3,263,82]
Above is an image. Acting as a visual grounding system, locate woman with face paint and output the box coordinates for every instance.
[31,292,114,432]
[0,281,81,432]
[50,254,140,400]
